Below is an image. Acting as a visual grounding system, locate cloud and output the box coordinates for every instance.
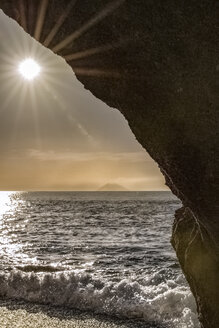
[27,149,152,163]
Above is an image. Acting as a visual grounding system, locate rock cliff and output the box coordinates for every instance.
[0,1,218,326]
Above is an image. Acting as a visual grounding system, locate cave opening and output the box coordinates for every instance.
[0,8,199,327]
[0,1,218,327]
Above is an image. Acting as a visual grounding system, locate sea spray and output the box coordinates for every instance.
[0,269,199,327]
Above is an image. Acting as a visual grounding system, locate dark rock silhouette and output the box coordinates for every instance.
[0,1,218,327]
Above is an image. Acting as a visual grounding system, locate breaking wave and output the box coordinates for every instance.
[0,268,200,328]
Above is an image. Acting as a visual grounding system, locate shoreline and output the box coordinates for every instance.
[0,299,170,328]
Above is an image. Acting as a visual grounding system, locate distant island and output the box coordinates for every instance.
[98,183,128,191]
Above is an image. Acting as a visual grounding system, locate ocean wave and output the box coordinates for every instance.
[0,269,200,328]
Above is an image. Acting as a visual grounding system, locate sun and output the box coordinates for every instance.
[18,58,41,81]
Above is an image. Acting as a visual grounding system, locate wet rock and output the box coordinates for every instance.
[172,207,219,327]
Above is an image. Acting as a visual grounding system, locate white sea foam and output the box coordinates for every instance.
[0,192,198,327]
[0,269,200,328]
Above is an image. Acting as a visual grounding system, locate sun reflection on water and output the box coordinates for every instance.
[0,192,37,269]
[0,191,15,216]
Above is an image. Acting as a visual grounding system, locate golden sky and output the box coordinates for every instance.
[0,10,167,191]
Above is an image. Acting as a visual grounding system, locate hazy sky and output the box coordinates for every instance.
[0,10,167,191]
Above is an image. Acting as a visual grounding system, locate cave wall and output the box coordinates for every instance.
[0,1,218,327]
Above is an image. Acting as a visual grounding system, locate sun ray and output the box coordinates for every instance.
[64,39,127,62]
[27,0,36,36]
[39,77,73,114]
[26,37,52,64]
[73,67,121,78]
[18,0,27,32]
[0,17,30,59]
[29,82,42,149]
[52,0,126,53]
[39,76,95,144]
[0,80,23,115]
[9,82,29,149]
[11,3,20,23]
[34,0,49,41]
[41,74,75,90]
[0,72,22,94]
[43,0,77,48]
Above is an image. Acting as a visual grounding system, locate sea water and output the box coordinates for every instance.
[0,191,200,327]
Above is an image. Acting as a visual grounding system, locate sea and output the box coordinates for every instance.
[0,191,200,327]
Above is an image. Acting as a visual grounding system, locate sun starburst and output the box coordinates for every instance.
[18,58,41,81]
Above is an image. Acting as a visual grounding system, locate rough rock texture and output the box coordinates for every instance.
[172,207,219,327]
[0,1,218,327]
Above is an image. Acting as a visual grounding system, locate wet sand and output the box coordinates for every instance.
[0,299,169,328]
